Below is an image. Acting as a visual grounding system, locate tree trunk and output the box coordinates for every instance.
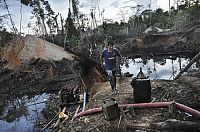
[36,0,48,36]
[174,52,200,80]
[53,13,59,33]
[150,119,200,131]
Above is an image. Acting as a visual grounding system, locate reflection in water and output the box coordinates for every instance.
[5,97,28,123]
[124,59,129,68]
[0,94,50,132]
[121,56,199,80]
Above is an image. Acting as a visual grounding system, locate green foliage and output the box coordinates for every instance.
[20,0,32,6]
[43,1,55,16]
[172,10,187,30]
[21,0,55,35]
[65,8,79,37]
[140,8,171,28]
[187,5,200,22]
[127,3,200,32]
[101,21,126,36]
[0,28,16,47]
[72,0,79,18]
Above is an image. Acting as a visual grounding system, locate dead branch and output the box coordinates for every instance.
[42,112,59,131]
[71,105,81,121]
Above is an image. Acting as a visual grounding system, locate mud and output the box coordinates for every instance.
[56,77,200,132]
[0,58,79,108]
[1,25,200,131]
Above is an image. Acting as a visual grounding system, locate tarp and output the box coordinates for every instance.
[144,26,164,33]
[144,26,171,33]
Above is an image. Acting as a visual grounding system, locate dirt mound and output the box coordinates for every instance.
[1,35,75,69]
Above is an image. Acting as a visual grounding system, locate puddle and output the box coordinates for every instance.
[121,56,199,80]
[0,93,50,132]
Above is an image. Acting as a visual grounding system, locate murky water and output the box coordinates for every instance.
[121,56,199,80]
[0,94,50,132]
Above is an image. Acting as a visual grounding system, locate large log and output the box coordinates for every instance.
[150,119,200,131]
[174,52,200,80]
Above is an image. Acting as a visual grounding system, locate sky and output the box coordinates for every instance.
[0,0,175,34]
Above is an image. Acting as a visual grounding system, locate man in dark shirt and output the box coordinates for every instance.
[101,41,122,92]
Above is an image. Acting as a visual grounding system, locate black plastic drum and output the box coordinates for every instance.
[131,78,151,103]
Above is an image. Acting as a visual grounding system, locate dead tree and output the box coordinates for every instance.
[174,51,200,80]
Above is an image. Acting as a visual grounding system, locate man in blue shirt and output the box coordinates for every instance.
[101,41,122,92]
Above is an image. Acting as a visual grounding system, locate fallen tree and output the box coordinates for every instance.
[174,51,200,80]
[150,119,200,132]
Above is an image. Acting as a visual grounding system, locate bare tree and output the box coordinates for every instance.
[3,0,17,33]
[34,0,47,36]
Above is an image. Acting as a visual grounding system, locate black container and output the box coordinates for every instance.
[102,100,120,120]
[131,78,151,103]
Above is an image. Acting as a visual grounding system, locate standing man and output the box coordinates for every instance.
[101,41,122,92]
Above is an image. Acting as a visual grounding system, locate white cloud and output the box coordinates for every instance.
[48,0,68,17]
[78,0,137,22]
[156,0,174,11]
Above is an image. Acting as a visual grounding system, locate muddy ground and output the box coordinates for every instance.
[0,25,200,131]
[0,58,79,109]
[37,74,199,132]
